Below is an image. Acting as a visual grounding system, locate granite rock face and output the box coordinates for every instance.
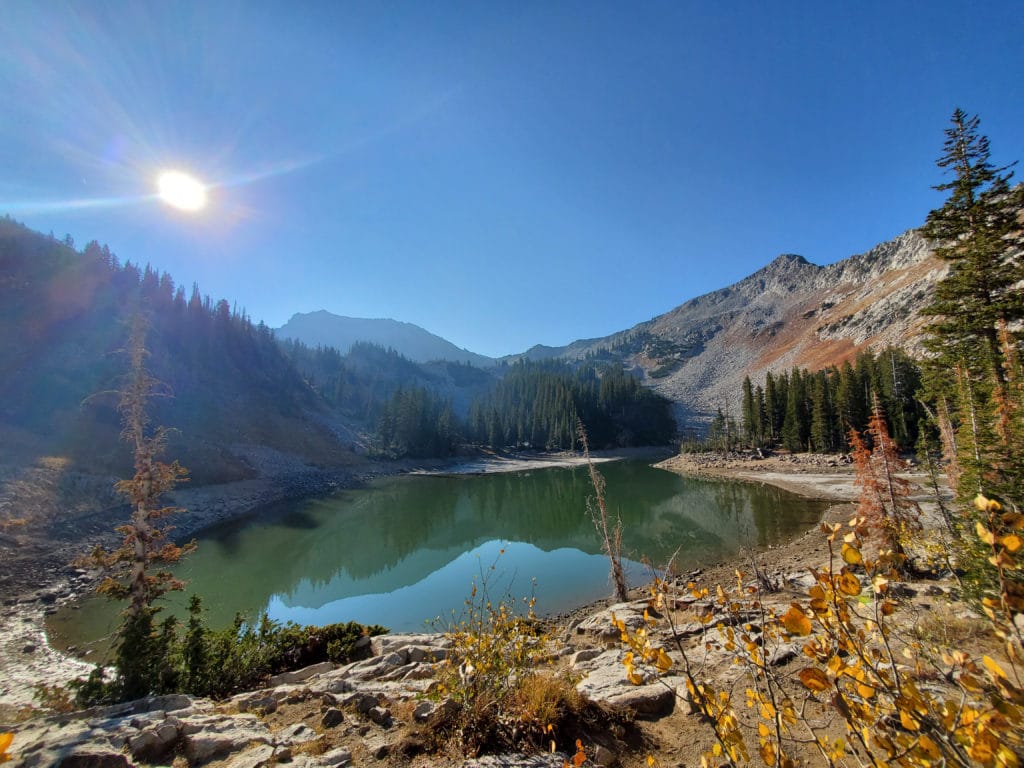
[529,229,943,424]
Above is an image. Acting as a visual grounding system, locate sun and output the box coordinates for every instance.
[157,170,208,211]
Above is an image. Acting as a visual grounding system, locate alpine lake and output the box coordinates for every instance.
[48,459,827,652]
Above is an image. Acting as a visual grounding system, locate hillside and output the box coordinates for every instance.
[526,230,942,423]
[277,311,496,368]
[0,218,361,484]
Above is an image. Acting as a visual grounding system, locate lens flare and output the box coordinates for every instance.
[157,171,207,211]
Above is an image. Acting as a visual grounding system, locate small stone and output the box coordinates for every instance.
[130,694,193,714]
[362,734,392,760]
[22,643,37,653]
[412,700,436,722]
[604,684,676,718]
[768,643,798,666]
[224,743,277,768]
[592,744,617,767]
[320,708,344,728]
[278,723,319,744]
[569,648,603,667]
[128,730,164,760]
[233,692,278,714]
[338,691,377,714]
[271,683,310,703]
[367,706,391,726]
[407,644,447,663]
[317,746,353,766]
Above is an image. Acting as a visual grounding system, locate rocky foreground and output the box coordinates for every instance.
[6,561,970,768]
[8,613,690,768]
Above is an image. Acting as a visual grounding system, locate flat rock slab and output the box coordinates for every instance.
[574,649,681,718]
[267,661,335,687]
[462,755,570,767]
[184,724,272,763]
[574,602,650,644]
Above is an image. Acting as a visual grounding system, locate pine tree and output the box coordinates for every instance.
[920,110,1023,510]
[87,314,194,700]
[809,370,833,453]
[764,371,782,443]
[781,367,808,452]
[741,376,758,446]
[920,109,1023,376]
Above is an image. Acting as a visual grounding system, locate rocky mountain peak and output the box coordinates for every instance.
[770,252,810,267]
[541,228,943,425]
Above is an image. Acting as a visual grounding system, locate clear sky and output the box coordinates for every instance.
[2,2,1022,358]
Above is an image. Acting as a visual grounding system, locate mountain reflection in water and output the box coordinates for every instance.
[51,461,826,645]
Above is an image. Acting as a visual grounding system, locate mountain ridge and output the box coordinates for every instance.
[276,310,496,368]
[576,229,942,422]
[278,230,942,427]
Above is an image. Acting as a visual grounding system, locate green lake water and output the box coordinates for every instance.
[49,460,827,649]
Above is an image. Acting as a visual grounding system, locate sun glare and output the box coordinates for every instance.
[157,171,207,211]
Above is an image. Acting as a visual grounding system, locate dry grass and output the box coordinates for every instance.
[911,608,992,649]
[425,670,635,759]
[289,736,329,757]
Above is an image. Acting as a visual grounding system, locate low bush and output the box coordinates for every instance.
[71,595,387,705]
[427,554,618,758]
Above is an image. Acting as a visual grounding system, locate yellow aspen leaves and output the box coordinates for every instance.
[654,647,673,674]
[899,709,920,731]
[978,520,997,545]
[837,570,862,596]
[969,734,996,763]
[0,733,12,764]
[983,655,1008,680]
[782,605,812,636]
[855,676,876,699]
[871,574,889,594]
[623,651,644,685]
[841,542,863,565]
[917,734,940,760]
[1001,533,1023,553]
[565,740,586,767]
[1003,512,1024,530]
[976,493,1002,513]
[798,667,831,692]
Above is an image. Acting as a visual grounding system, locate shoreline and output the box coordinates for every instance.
[410,445,673,477]
[1,449,851,719]
[652,451,860,501]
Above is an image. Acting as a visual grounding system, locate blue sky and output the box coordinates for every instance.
[2,2,1022,358]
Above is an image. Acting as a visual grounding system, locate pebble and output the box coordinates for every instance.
[321,708,344,728]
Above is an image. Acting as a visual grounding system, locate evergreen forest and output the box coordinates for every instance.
[709,348,923,454]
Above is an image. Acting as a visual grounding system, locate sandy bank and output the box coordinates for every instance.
[653,452,859,501]
[412,446,673,476]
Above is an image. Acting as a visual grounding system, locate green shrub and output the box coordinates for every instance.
[72,594,387,704]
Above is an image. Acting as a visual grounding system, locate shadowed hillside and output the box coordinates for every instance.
[0,217,360,484]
